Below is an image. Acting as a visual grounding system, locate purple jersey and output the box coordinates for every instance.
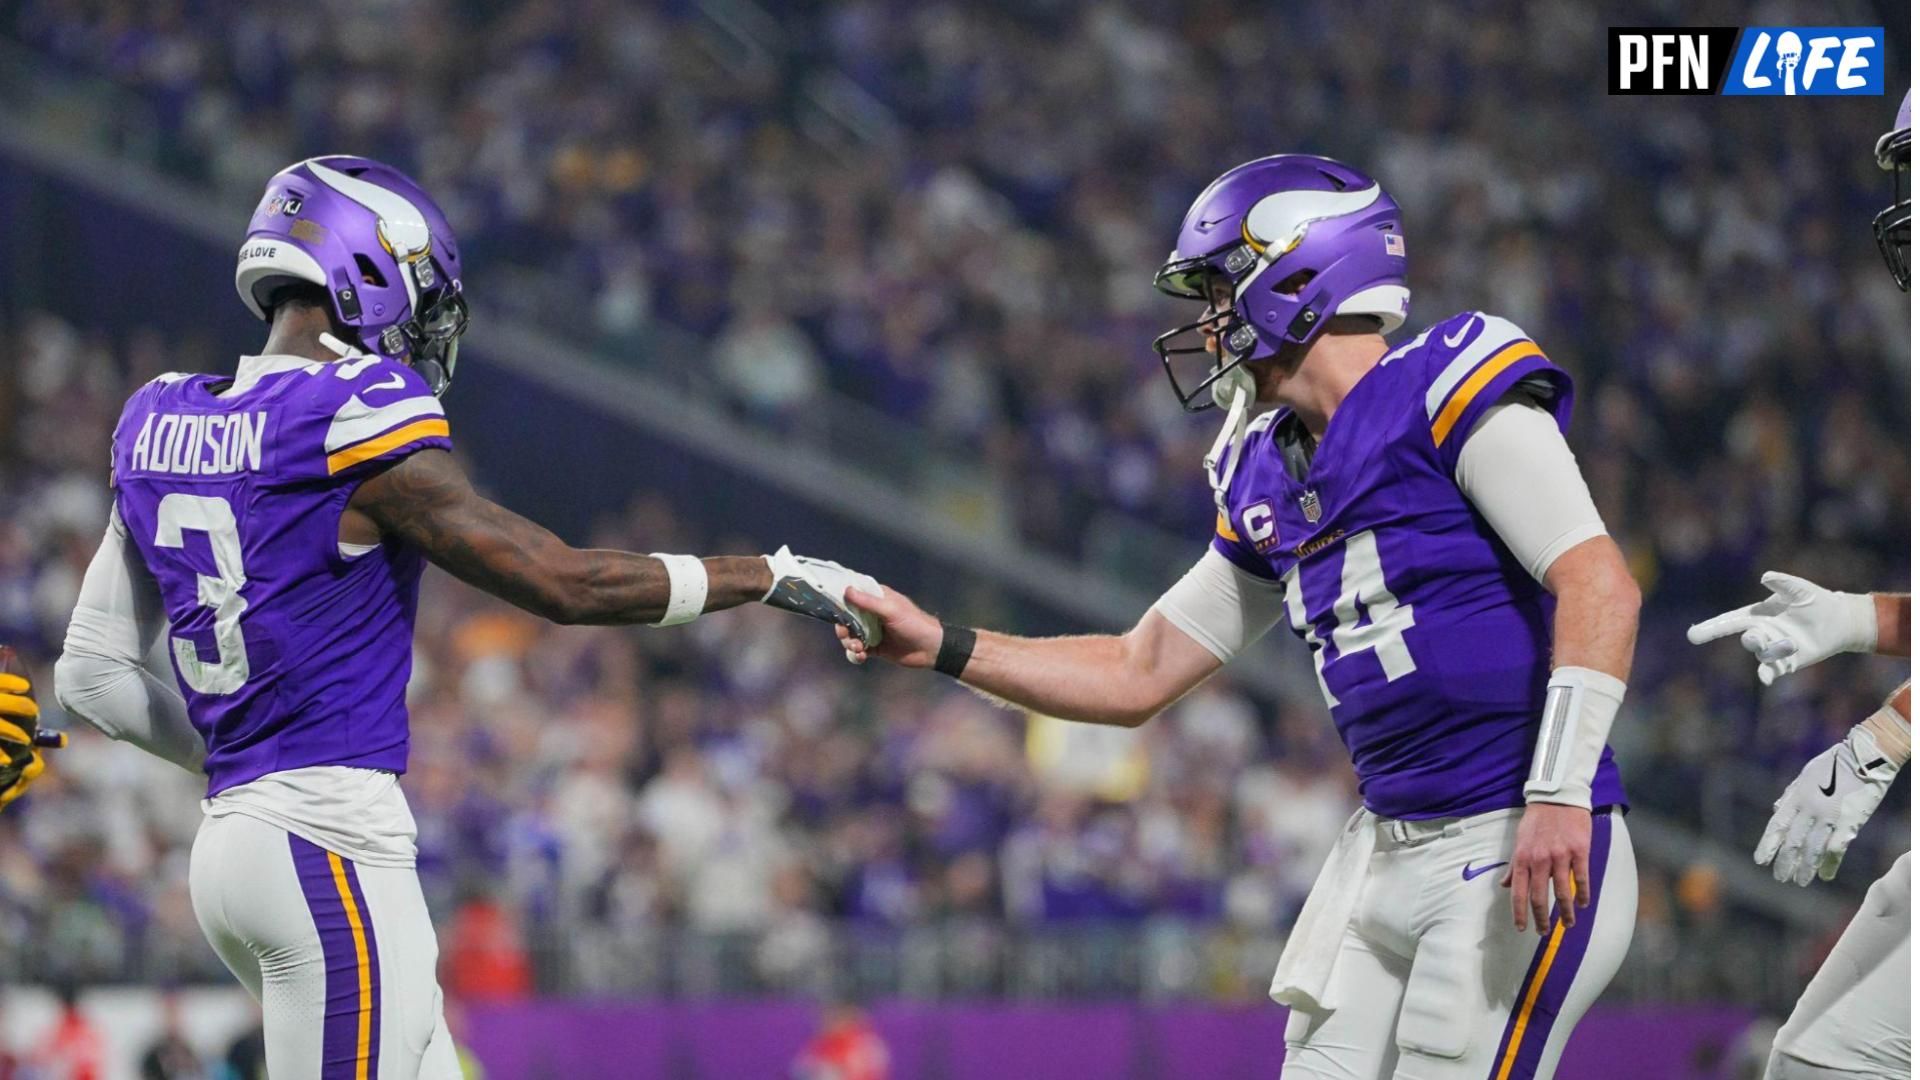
[110,355,453,796]
[1213,312,1626,820]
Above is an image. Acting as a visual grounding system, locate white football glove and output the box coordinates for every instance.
[1754,725,1901,886]
[761,546,883,647]
[1685,572,1877,685]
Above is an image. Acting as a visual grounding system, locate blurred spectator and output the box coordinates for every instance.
[712,299,828,426]
[0,1000,19,1080]
[137,993,208,1080]
[793,1002,890,1080]
[30,985,104,1080]
[443,890,534,1002]
[219,1018,266,1080]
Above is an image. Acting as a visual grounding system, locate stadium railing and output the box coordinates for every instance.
[8,913,1821,1013]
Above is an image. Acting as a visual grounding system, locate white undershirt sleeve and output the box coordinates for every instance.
[54,510,206,773]
[1151,548,1290,663]
[1454,396,1608,582]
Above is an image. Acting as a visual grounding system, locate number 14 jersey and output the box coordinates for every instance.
[1213,312,1626,820]
[111,354,453,797]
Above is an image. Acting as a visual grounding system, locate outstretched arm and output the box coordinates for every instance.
[835,548,1284,727]
[349,448,772,626]
[959,612,1226,727]
[839,590,1222,727]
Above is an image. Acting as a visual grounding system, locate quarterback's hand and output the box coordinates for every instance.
[1755,726,1899,886]
[1503,803,1591,934]
[0,658,66,812]
[837,586,942,668]
[761,546,884,646]
[1686,572,1877,686]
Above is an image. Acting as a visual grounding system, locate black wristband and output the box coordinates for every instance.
[934,622,977,679]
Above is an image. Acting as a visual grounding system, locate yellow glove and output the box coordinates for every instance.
[0,668,66,811]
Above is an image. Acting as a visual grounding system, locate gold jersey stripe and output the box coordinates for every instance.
[1428,341,1544,447]
[326,418,451,474]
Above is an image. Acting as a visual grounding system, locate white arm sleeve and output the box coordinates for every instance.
[1151,548,1290,663]
[53,510,206,773]
[1455,397,1608,582]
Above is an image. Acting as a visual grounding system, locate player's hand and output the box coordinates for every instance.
[762,546,884,646]
[837,585,942,669]
[1686,572,1877,686]
[1503,803,1591,934]
[1754,726,1899,886]
[0,651,67,812]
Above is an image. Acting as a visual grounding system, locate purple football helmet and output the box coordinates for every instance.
[1874,91,1910,291]
[235,156,468,393]
[1153,155,1409,410]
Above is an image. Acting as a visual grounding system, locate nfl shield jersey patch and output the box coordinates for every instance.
[1298,490,1323,523]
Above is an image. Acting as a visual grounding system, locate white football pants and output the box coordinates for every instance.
[1283,807,1637,1080]
[1766,851,1911,1079]
[189,811,462,1079]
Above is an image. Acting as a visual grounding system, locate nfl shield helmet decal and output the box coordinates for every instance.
[1299,490,1323,523]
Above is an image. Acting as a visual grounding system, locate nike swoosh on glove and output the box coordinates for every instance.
[762,546,884,647]
[1686,572,1877,686]
[1753,725,1899,886]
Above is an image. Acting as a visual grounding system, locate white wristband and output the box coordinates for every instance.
[1860,704,1911,769]
[1525,666,1626,809]
[650,553,708,627]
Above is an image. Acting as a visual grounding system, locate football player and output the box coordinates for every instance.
[52,156,879,1080]
[838,155,1642,1078]
[1685,91,1910,1080]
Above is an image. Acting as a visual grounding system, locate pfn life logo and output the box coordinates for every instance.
[1724,28,1882,95]
[1610,27,1883,95]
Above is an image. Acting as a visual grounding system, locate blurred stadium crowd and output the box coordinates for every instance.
[0,0,1910,1011]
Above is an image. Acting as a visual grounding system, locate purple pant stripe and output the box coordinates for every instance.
[289,834,379,1080]
[1487,811,1614,1080]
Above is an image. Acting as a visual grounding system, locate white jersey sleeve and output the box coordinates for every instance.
[1152,547,1290,663]
[54,510,206,772]
[1454,396,1607,582]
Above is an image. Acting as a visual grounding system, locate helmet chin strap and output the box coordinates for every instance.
[317,332,366,359]
[1205,364,1258,518]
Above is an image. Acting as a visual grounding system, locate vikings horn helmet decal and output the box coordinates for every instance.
[1241,184,1386,259]
[1153,155,1409,411]
[235,155,469,394]
[1874,90,1911,291]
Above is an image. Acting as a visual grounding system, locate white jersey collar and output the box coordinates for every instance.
[221,354,322,398]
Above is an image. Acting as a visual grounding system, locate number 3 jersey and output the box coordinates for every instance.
[1213,312,1625,821]
[110,354,453,798]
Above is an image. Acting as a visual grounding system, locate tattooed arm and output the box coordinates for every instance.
[346,449,771,625]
